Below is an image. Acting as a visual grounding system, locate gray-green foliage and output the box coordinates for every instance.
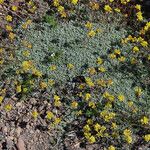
[15,14,150,114]
[16,16,128,83]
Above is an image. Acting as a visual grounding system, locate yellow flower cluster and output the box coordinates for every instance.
[71,0,78,5]
[140,116,149,125]
[120,0,131,5]
[85,21,102,37]
[32,110,38,119]
[123,129,132,144]
[22,19,32,29]
[144,134,150,142]
[140,21,150,35]
[89,1,100,10]
[104,5,112,13]
[53,0,67,17]
[54,95,62,107]
[100,110,116,122]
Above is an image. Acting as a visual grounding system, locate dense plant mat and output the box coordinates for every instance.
[0,0,150,150]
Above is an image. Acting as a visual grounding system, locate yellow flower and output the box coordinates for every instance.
[4,104,12,112]
[135,4,141,10]
[134,86,142,97]
[108,145,115,150]
[123,129,132,136]
[88,101,96,108]
[97,79,106,87]
[85,21,92,29]
[121,0,130,5]
[0,0,4,4]
[107,79,113,85]
[0,96,4,104]
[118,56,126,62]
[105,102,112,109]
[104,5,112,12]
[54,95,61,107]
[123,129,133,143]
[6,25,13,31]
[144,134,150,142]
[109,0,114,2]
[32,69,43,77]
[130,58,137,64]
[136,11,143,21]
[78,84,85,89]
[105,112,116,122]
[109,53,116,59]
[23,88,28,93]
[0,58,4,65]
[22,60,32,71]
[5,15,12,22]
[126,135,132,144]
[58,6,64,12]
[87,119,93,125]
[22,50,30,57]
[148,55,150,60]
[127,100,134,107]
[111,122,117,129]
[107,95,115,102]
[67,63,74,69]
[85,93,91,101]
[0,48,3,53]
[103,91,110,98]
[90,2,99,10]
[114,49,121,55]
[12,6,18,11]
[85,77,94,87]
[29,6,37,13]
[96,57,103,64]
[9,32,15,40]
[0,89,6,95]
[114,8,121,13]
[54,95,60,101]
[26,19,32,25]
[94,123,101,132]
[84,132,91,139]
[118,94,125,102]
[71,0,78,5]
[71,101,78,108]
[46,111,54,119]
[32,110,38,119]
[144,25,149,31]
[49,65,57,71]
[76,110,82,115]
[83,124,91,132]
[53,0,59,7]
[98,66,106,72]
[54,100,61,107]
[54,117,61,125]
[132,46,139,53]
[28,1,34,6]
[88,30,96,37]
[101,125,107,131]
[48,79,55,86]
[146,21,150,27]
[141,116,149,125]
[16,85,22,93]
[141,41,148,47]
[96,28,102,33]
[60,11,67,18]
[88,136,96,144]
[88,67,96,75]
[27,43,32,48]
[40,82,47,89]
